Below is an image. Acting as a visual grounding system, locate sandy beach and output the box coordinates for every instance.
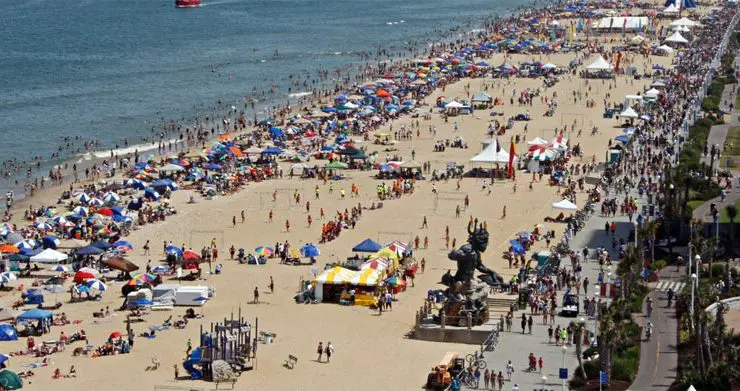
[0,2,726,390]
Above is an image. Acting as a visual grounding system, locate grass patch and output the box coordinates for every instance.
[720,125,740,168]
[718,198,740,223]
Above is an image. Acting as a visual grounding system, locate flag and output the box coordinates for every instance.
[615,52,623,73]
[508,137,516,179]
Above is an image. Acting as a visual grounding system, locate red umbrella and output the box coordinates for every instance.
[97,208,113,216]
[73,270,96,284]
[109,331,121,339]
[182,250,201,262]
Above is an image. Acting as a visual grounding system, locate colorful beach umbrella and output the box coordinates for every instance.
[50,265,70,273]
[384,276,406,287]
[35,221,53,231]
[0,244,19,254]
[254,246,274,256]
[86,279,107,292]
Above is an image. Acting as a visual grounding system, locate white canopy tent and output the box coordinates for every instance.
[30,249,68,264]
[620,106,639,119]
[665,31,689,44]
[470,140,511,163]
[670,17,699,27]
[592,16,649,30]
[586,56,613,71]
[656,44,674,53]
[445,101,464,109]
[552,199,578,210]
[644,88,661,98]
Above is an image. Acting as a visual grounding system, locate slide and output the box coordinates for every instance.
[183,347,202,380]
[183,359,202,380]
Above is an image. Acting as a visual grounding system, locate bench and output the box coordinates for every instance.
[215,379,236,390]
[284,354,298,369]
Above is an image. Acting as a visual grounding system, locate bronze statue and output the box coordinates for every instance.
[441,219,505,287]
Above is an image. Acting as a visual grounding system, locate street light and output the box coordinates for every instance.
[561,345,568,391]
[690,273,698,329]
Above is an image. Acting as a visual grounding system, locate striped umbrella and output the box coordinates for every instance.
[0,272,17,284]
[86,279,107,292]
[50,265,70,272]
[89,198,105,207]
[35,221,53,231]
[74,193,91,204]
[73,206,89,217]
[52,216,69,225]
[15,239,37,251]
[103,192,121,203]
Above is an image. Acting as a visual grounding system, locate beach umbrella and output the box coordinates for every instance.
[50,265,69,273]
[92,240,113,250]
[113,240,133,249]
[0,272,17,284]
[86,279,107,292]
[109,331,122,339]
[73,269,98,283]
[0,354,9,366]
[0,370,22,390]
[35,221,53,231]
[77,245,104,255]
[7,254,28,262]
[300,244,320,258]
[73,206,89,217]
[15,239,37,252]
[182,250,201,262]
[52,215,69,225]
[254,246,274,256]
[151,265,169,274]
[165,245,183,257]
[143,188,160,201]
[0,244,19,254]
[384,276,406,287]
[103,257,139,272]
[74,193,91,204]
[103,192,121,204]
[74,284,90,295]
[42,235,61,249]
[89,198,105,207]
[5,233,22,245]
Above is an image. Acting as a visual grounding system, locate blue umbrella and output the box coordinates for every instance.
[203,163,223,171]
[92,240,113,250]
[77,245,104,255]
[42,235,60,249]
[262,147,282,155]
[113,240,133,249]
[165,245,183,257]
[300,244,320,258]
[144,188,161,201]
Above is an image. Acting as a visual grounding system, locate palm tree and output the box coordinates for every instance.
[597,312,624,385]
[725,204,736,254]
[639,220,660,264]
[571,320,587,381]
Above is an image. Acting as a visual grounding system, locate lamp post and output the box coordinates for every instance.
[561,345,568,391]
[633,221,638,248]
[690,272,698,329]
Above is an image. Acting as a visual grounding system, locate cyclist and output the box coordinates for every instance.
[645,322,653,341]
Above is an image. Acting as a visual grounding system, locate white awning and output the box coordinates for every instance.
[586,56,613,71]
[620,106,639,119]
[552,199,577,210]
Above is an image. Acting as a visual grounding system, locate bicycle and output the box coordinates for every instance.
[465,353,487,370]
[458,370,478,388]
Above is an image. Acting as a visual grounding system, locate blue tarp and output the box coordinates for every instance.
[352,239,382,253]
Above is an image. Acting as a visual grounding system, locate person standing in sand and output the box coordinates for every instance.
[253,287,259,304]
[325,342,334,363]
[316,342,323,363]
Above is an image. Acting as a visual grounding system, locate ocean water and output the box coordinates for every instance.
[0,0,525,183]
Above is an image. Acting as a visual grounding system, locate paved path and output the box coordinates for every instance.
[628,266,683,391]
[463,185,642,391]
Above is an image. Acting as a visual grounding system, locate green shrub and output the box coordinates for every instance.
[702,97,720,112]
[654,259,668,271]
[582,346,598,360]
[612,346,640,381]
[582,359,601,379]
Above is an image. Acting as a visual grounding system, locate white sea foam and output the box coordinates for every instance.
[90,139,180,159]
[288,91,312,98]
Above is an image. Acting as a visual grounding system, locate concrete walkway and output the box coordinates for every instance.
[701,83,737,169]
[628,266,683,391]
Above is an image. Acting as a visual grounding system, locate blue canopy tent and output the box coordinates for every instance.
[0,324,18,341]
[17,308,52,321]
[665,0,696,7]
[352,239,382,253]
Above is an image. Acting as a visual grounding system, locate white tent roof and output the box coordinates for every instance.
[620,106,639,118]
[159,163,185,172]
[670,17,698,27]
[664,4,679,12]
[552,199,578,210]
[656,44,674,53]
[445,101,464,109]
[593,16,649,29]
[665,31,688,43]
[30,249,68,264]
[470,140,511,163]
[586,56,613,71]
[644,88,661,98]
[527,137,549,146]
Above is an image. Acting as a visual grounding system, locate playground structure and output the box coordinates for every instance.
[183,309,257,382]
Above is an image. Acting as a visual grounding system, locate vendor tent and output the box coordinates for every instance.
[470,140,511,163]
[656,44,674,53]
[586,56,613,71]
[620,106,639,119]
[665,31,688,44]
[670,17,698,27]
[29,249,68,264]
[593,16,649,30]
[352,239,382,253]
[527,137,549,146]
[644,88,661,98]
[552,199,578,210]
[314,266,356,285]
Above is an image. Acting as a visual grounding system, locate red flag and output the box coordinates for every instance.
[507,137,516,179]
